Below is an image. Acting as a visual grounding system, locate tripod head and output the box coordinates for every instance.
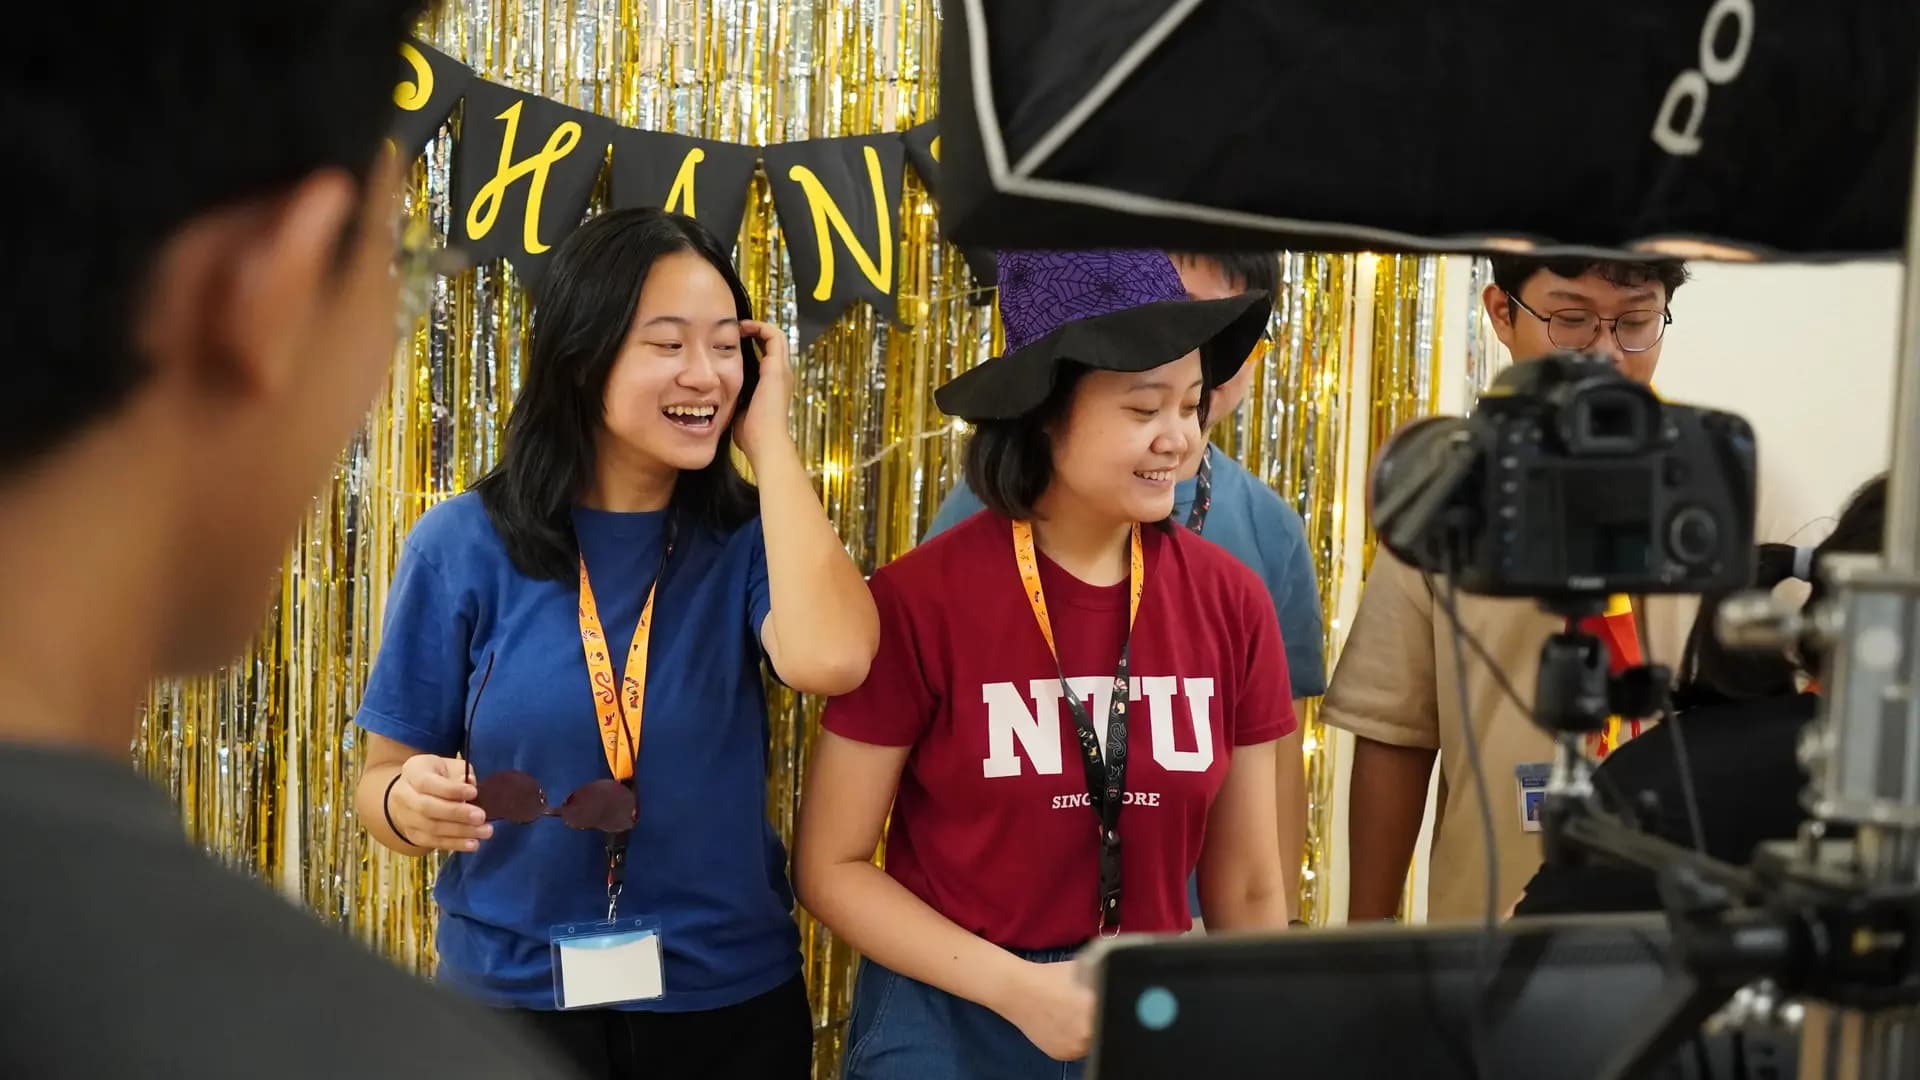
[1530,595,1672,866]
[1531,594,1673,745]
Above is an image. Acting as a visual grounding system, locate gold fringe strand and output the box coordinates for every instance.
[1364,254,1447,925]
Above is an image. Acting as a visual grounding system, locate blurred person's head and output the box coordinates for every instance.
[1484,257,1689,385]
[1168,252,1278,428]
[1677,474,1888,707]
[2,3,426,744]
[1674,543,1803,710]
[1799,473,1889,672]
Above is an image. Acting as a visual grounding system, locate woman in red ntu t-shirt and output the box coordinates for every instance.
[794,250,1298,1079]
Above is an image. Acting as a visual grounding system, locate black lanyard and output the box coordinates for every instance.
[1183,449,1213,535]
[1011,520,1144,936]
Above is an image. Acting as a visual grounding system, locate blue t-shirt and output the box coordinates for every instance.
[925,446,1327,697]
[353,493,800,1012]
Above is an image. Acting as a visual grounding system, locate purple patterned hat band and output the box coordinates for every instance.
[995,250,1190,353]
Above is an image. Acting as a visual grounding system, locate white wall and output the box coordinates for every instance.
[1655,262,1903,545]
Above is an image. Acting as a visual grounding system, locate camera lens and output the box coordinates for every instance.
[1368,417,1481,573]
[1667,506,1719,565]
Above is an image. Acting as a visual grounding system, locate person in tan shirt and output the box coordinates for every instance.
[1325,254,1695,925]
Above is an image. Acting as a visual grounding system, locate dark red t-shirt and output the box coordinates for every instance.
[823,510,1295,949]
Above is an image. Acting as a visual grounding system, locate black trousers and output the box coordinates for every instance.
[510,975,813,1080]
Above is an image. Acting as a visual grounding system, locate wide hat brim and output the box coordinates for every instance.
[934,290,1270,422]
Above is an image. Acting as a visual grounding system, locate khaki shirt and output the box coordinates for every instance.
[1322,550,1695,923]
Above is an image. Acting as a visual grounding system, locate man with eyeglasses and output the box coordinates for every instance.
[1324,255,1697,926]
[925,251,1325,922]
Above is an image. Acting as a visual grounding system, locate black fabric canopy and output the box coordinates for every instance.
[939,0,1920,261]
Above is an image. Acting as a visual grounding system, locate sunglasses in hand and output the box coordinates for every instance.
[460,653,638,834]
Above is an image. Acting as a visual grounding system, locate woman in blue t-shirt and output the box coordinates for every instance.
[352,208,879,1079]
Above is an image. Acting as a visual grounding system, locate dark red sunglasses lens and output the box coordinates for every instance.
[561,780,636,833]
[475,771,547,824]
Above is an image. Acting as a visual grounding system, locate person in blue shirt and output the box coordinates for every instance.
[352,208,880,1080]
[924,252,1324,917]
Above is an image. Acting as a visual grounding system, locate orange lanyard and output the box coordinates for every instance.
[1011,519,1144,934]
[1581,595,1645,758]
[577,519,675,783]
[1012,521,1145,652]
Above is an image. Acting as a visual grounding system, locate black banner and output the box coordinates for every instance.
[390,41,470,155]
[763,135,906,347]
[451,81,613,287]
[610,129,761,250]
[903,120,996,300]
[395,41,964,336]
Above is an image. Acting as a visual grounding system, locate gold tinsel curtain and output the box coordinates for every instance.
[134,2,1448,1074]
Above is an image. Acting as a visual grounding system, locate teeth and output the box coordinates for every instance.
[665,405,717,419]
[1135,470,1171,482]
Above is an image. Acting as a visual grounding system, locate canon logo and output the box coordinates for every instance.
[1652,0,1755,156]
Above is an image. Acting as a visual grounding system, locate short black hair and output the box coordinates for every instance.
[1197,252,1279,298]
[1490,255,1690,302]
[4,2,426,476]
[1175,250,1279,320]
[474,209,760,580]
[963,363,1093,520]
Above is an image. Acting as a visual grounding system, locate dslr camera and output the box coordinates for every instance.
[1370,353,1757,600]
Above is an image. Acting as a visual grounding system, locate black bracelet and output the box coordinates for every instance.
[383,772,419,848]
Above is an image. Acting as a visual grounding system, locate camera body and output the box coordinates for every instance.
[1372,353,1756,600]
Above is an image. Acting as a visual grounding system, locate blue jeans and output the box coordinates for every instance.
[840,947,1086,1080]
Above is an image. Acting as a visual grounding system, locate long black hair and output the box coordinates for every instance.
[474,209,760,580]
[1671,544,1801,709]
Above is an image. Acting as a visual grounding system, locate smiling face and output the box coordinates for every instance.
[1044,351,1205,524]
[597,249,748,473]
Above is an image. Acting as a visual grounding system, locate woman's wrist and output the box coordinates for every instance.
[381,771,418,848]
[977,947,1036,1016]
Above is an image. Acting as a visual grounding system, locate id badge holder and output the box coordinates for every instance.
[1514,763,1550,834]
[551,916,665,1010]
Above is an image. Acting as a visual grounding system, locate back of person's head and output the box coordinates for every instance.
[6,3,427,671]
[1679,473,1889,705]
[1804,472,1890,620]
[11,3,426,472]
[477,208,761,581]
[1674,544,1802,708]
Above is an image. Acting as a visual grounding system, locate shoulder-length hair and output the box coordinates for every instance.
[474,208,760,580]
